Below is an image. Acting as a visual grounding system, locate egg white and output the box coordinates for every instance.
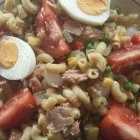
[59,0,111,25]
[0,36,36,80]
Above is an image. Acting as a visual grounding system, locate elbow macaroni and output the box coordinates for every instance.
[4,0,17,14]
[36,53,54,64]
[78,58,89,72]
[40,97,57,111]
[88,52,106,72]
[96,42,107,55]
[62,88,81,107]
[72,85,90,105]
[87,68,99,79]
[111,81,128,103]
[21,0,40,14]
[45,63,67,74]
[17,4,28,19]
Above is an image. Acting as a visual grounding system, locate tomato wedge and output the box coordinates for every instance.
[100,104,140,140]
[0,89,36,129]
[131,34,140,44]
[108,43,140,73]
[71,40,84,50]
[35,3,70,58]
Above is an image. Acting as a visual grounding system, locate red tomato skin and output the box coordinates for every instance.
[71,40,84,50]
[100,104,140,140]
[131,35,140,44]
[0,89,37,129]
[35,3,70,58]
[108,44,140,73]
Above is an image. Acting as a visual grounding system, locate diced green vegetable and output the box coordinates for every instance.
[105,65,112,73]
[26,15,35,24]
[102,35,110,44]
[62,31,74,43]
[69,50,86,59]
[127,99,135,104]
[124,81,133,91]
[114,7,121,15]
[85,42,94,49]
[84,125,99,140]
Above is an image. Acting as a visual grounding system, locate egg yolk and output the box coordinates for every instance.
[77,0,109,16]
[0,39,18,69]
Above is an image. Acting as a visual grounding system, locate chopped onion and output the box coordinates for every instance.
[44,72,62,88]
[126,26,138,37]
[62,31,74,43]
[33,91,46,105]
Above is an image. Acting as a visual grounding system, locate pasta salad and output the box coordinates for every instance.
[0,0,140,140]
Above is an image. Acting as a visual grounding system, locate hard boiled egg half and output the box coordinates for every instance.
[59,0,111,25]
[0,36,36,80]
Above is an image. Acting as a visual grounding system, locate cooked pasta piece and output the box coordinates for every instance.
[21,0,40,14]
[88,52,106,72]
[45,63,67,74]
[46,89,67,104]
[17,4,28,19]
[6,16,24,35]
[111,41,121,49]
[98,105,108,115]
[31,125,48,140]
[87,68,99,79]
[109,10,138,26]
[38,113,49,127]
[62,88,81,107]
[111,81,128,103]
[36,53,54,64]
[78,58,89,72]
[93,96,107,108]
[20,126,32,140]
[4,0,17,14]
[48,131,64,140]
[40,97,57,111]
[0,11,14,28]
[96,42,107,55]
[72,85,90,105]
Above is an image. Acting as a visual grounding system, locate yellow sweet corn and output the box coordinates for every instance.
[27,36,42,48]
[68,57,78,68]
[103,77,113,88]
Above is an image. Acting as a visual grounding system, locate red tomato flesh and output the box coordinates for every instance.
[71,40,84,50]
[108,43,140,73]
[131,34,140,44]
[35,3,70,58]
[0,89,36,129]
[100,104,140,140]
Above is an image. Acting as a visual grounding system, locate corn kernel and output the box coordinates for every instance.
[68,57,78,68]
[103,78,113,88]
[27,36,42,48]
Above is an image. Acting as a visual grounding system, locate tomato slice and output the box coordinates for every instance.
[108,43,140,73]
[0,89,36,129]
[71,40,84,50]
[100,104,140,140]
[35,3,70,58]
[131,34,140,44]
